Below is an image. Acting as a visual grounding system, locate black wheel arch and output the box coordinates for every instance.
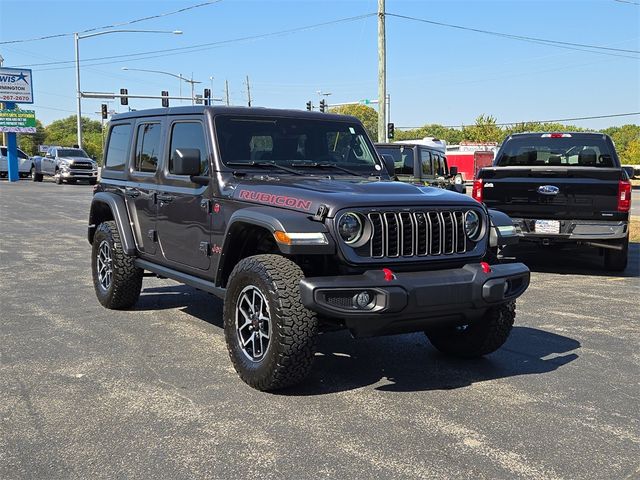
[88,192,137,255]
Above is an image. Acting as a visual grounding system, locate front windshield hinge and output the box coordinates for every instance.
[312,204,329,222]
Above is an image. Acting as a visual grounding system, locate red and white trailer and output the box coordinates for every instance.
[445,143,498,182]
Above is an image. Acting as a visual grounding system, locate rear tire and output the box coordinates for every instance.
[426,301,516,358]
[31,167,43,182]
[55,172,63,184]
[91,221,143,309]
[604,237,628,272]
[224,254,318,391]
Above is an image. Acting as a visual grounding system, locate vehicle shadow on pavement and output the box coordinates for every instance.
[284,326,580,396]
[501,243,639,278]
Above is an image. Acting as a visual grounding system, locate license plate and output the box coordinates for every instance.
[534,220,560,234]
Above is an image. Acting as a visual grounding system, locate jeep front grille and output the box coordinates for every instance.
[367,210,467,258]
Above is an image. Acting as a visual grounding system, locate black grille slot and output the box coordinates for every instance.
[324,293,354,309]
[441,212,455,254]
[428,212,441,255]
[454,211,466,253]
[415,212,428,256]
[369,213,384,257]
[384,212,400,257]
[399,212,414,256]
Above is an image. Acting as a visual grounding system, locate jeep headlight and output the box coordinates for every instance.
[338,212,364,245]
[464,210,481,240]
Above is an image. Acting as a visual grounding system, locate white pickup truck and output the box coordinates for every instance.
[32,146,98,184]
[0,146,34,179]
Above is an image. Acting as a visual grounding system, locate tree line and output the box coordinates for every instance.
[18,110,640,165]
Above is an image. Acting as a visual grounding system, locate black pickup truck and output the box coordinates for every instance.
[474,132,632,271]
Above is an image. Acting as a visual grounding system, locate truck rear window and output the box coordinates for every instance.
[496,135,616,168]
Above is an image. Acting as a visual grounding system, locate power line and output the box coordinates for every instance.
[13,13,377,70]
[0,0,223,45]
[397,112,640,129]
[386,13,640,57]
[613,0,640,5]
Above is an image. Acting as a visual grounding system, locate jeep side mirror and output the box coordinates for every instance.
[449,166,458,176]
[172,148,201,176]
[381,154,397,179]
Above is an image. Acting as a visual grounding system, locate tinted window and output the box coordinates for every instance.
[434,154,446,175]
[105,124,132,171]
[420,149,433,175]
[58,148,89,158]
[497,135,615,167]
[376,146,414,175]
[215,116,378,171]
[134,123,161,173]
[169,122,208,175]
[0,148,6,157]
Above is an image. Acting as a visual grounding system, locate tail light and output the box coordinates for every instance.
[472,178,483,203]
[617,180,631,212]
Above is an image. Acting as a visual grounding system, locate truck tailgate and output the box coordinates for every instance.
[480,167,621,220]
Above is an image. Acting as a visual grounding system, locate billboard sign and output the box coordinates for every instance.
[0,109,37,133]
[0,67,34,103]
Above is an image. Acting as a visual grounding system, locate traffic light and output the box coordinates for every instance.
[319,99,326,113]
[204,88,211,106]
[101,104,108,120]
[161,91,169,108]
[387,122,395,140]
[120,88,128,106]
[306,101,312,111]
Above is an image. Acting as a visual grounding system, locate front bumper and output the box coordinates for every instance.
[300,262,530,337]
[512,218,628,242]
[61,168,98,179]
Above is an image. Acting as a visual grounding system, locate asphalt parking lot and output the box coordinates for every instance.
[1,180,639,480]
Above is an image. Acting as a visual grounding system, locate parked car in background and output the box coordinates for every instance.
[474,132,632,271]
[375,142,465,193]
[32,146,98,184]
[0,146,34,179]
[621,165,636,180]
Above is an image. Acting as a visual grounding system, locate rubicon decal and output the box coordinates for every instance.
[238,190,312,211]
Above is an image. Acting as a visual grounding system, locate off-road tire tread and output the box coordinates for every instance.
[427,300,516,358]
[224,254,318,391]
[92,220,142,309]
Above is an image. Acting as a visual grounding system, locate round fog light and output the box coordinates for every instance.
[353,291,374,309]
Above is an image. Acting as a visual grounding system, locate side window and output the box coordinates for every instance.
[420,149,433,176]
[168,122,208,175]
[134,123,161,173]
[105,124,132,171]
[395,147,414,175]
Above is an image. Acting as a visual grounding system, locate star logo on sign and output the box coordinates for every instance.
[15,72,29,84]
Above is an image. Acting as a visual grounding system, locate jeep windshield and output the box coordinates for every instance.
[58,148,90,158]
[215,115,381,175]
[496,134,616,168]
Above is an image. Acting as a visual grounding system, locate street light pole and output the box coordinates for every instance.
[74,29,182,147]
[121,68,201,105]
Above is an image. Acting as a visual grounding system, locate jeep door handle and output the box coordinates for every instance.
[125,188,140,198]
[157,194,174,203]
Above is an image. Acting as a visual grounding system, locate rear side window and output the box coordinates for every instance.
[105,124,132,171]
[377,146,414,175]
[420,149,433,175]
[134,123,161,173]
[497,135,615,167]
[168,122,208,175]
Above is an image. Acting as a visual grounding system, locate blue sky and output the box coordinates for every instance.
[1,0,638,129]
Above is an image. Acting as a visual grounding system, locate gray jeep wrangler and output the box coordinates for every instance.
[88,106,529,391]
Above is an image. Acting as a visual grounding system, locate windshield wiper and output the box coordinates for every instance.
[290,162,368,177]
[226,161,303,176]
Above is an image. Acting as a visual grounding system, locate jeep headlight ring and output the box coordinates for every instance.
[338,212,365,245]
[464,210,482,241]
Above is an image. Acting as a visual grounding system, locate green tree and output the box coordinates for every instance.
[395,124,464,145]
[461,114,502,143]
[17,119,46,155]
[44,115,104,161]
[329,104,379,141]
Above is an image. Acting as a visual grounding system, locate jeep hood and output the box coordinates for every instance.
[229,177,478,216]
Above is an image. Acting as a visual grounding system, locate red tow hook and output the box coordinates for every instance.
[480,262,492,274]
[382,268,396,282]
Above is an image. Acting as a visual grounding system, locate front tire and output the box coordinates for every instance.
[224,254,318,391]
[604,237,628,272]
[91,221,143,309]
[55,171,63,184]
[426,300,516,358]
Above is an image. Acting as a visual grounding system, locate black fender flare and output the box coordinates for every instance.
[487,208,519,248]
[88,192,137,255]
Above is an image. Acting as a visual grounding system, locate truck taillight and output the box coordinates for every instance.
[472,178,483,203]
[617,180,631,212]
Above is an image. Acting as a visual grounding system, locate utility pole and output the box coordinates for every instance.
[74,32,83,148]
[246,75,252,107]
[225,80,230,106]
[377,0,386,143]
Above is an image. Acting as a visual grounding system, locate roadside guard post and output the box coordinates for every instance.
[0,67,35,182]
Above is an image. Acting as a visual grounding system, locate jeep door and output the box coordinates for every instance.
[156,118,212,271]
[126,119,164,256]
